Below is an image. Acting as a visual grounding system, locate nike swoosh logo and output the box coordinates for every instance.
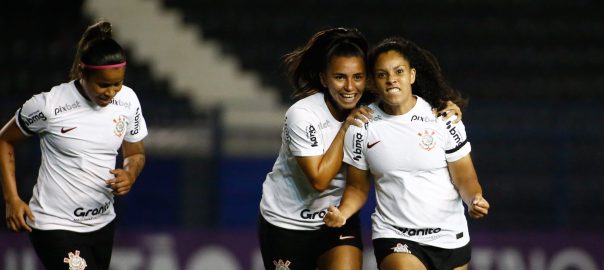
[339,235,355,240]
[61,127,77,133]
[367,141,381,149]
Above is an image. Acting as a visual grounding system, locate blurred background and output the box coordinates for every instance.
[1,0,603,269]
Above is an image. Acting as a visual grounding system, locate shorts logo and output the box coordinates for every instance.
[418,129,436,151]
[392,243,411,254]
[273,259,291,270]
[113,115,129,137]
[339,234,355,240]
[64,250,87,270]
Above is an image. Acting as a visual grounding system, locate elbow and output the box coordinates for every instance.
[310,177,331,192]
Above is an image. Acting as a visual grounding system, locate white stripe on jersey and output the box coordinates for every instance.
[15,81,148,232]
[260,93,346,230]
[343,97,471,249]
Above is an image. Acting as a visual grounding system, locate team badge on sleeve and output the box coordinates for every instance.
[64,250,87,270]
[418,129,436,151]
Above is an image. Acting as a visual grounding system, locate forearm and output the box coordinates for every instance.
[0,141,19,202]
[123,153,145,181]
[307,128,346,190]
[338,184,369,219]
[456,178,482,206]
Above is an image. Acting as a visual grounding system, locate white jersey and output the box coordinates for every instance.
[15,80,148,232]
[260,93,345,230]
[343,97,471,249]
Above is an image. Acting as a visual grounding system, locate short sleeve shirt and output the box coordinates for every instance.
[15,81,148,232]
[260,93,346,230]
[343,97,471,248]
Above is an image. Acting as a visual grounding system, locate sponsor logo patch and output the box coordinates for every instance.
[23,111,47,127]
[306,124,318,147]
[130,107,141,135]
[54,101,81,115]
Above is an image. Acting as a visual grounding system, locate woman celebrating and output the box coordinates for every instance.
[324,37,489,270]
[258,29,463,269]
[0,20,147,269]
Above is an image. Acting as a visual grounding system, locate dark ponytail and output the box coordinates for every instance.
[283,27,368,100]
[69,20,126,80]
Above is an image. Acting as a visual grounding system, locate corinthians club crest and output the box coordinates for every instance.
[418,129,436,151]
[113,115,129,137]
[64,250,87,270]
[273,259,291,270]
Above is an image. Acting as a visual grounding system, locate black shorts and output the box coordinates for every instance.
[29,221,115,270]
[258,214,363,270]
[373,238,470,270]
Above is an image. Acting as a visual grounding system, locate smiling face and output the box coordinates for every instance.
[79,67,125,107]
[373,50,416,115]
[320,55,366,117]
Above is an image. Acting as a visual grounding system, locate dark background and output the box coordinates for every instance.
[1,0,603,235]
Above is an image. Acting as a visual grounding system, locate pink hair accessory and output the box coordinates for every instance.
[80,61,127,69]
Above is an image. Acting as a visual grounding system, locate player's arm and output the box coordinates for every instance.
[107,140,145,196]
[324,165,371,227]
[296,107,372,192]
[448,154,489,219]
[0,117,34,232]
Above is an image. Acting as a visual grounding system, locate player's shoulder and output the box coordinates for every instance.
[286,93,324,118]
[25,81,75,108]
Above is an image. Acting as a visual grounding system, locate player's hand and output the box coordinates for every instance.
[342,106,373,132]
[433,100,462,124]
[106,169,136,196]
[5,197,34,232]
[323,206,347,228]
[468,194,489,219]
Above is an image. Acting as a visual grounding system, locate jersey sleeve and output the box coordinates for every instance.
[284,107,324,157]
[438,115,472,162]
[343,125,369,170]
[15,93,50,136]
[123,92,148,143]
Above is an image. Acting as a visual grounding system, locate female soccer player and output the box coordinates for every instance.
[324,37,489,270]
[0,20,147,270]
[258,29,463,270]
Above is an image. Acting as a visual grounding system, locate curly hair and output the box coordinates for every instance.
[367,37,467,111]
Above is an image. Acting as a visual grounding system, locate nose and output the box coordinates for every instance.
[106,86,121,97]
[386,74,397,85]
[344,78,354,91]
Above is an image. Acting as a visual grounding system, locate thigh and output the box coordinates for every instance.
[29,222,115,270]
[453,264,469,270]
[318,245,362,270]
[258,215,319,270]
[317,213,364,270]
[373,238,428,270]
[381,253,427,270]
[90,221,115,269]
[30,229,98,270]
